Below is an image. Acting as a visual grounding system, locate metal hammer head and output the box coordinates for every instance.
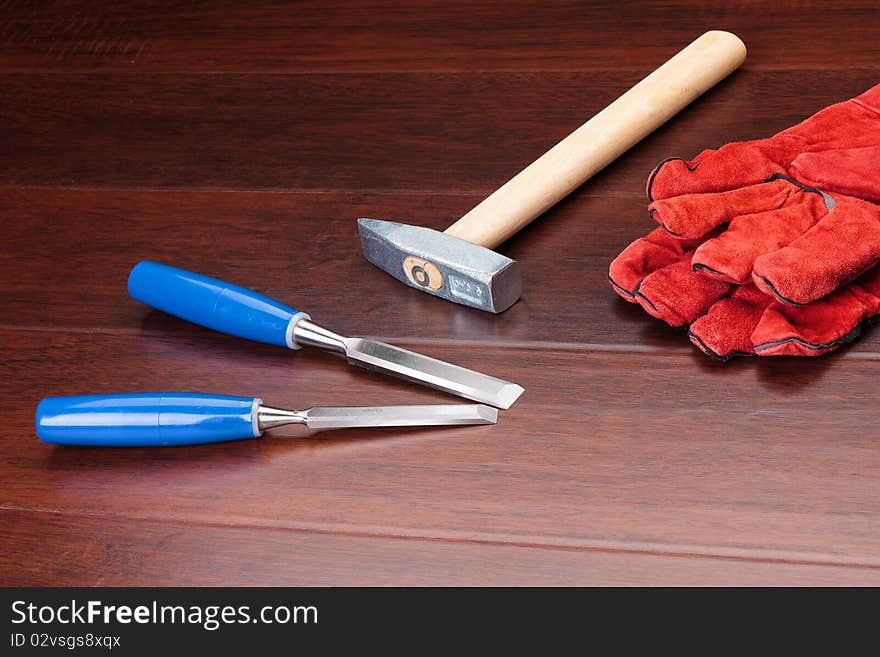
[357,218,521,313]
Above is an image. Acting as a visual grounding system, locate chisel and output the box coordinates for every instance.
[36,393,498,446]
[128,261,524,409]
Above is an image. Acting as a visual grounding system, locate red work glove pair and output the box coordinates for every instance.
[610,83,880,359]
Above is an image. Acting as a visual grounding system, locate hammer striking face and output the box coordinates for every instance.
[357,218,522,313]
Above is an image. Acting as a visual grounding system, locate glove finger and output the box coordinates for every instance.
[752,267,880,356]
[784,86,880,201]
[647,141,783,202]
[753,196,880,305]
[688,284,772,360]
[608,227,701,301]
[635,258,731,327]
[692,192,828,284]
[649,177,815,240]
[792,146,880,203]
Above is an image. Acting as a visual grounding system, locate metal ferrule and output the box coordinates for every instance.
[290,319,348,354]
[256,405,308,432]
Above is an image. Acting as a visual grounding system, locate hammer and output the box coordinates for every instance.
[358,31,746,313]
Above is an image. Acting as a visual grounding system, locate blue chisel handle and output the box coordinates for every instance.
[128,261,311,348]
[36,393,261,446]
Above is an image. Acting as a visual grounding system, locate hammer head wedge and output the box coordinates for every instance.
[357,218,521,313]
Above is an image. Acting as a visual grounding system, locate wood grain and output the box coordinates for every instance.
[0,188,877,352]
[0,70,878,193]
[4,510,878,586]
[1,0,879,586]
[3,329,880,570]
[0,1,877,73]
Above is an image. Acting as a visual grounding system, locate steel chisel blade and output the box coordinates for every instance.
[341,338,524,409]
[299,404,498,430]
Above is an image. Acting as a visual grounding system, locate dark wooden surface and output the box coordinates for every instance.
[1,1,879,586]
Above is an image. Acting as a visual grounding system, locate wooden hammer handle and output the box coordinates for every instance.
[443,30,747,249]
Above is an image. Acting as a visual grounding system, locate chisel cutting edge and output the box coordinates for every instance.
[36,393,498,446]
[128,262,524,409]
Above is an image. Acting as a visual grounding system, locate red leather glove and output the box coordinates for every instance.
[649,85,880,201]
[610,83,880,359]
[610,227,880,359]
